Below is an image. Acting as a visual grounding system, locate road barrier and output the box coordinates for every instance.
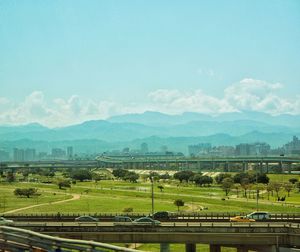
[3,212,300,222]
[0,226,144,252]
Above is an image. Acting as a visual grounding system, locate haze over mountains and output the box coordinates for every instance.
[0,111,299,154]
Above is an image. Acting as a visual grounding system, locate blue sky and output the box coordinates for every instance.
[0,0,300,126]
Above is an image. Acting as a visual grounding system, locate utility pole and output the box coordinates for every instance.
[256,171,259,211]
[150,176,154,215]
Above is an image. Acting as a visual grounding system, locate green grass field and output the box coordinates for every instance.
[1,173,299,214]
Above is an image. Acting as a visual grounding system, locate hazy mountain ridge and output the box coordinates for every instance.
[0,112,299,153]
[108,111,300,127]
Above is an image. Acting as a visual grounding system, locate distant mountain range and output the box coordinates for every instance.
[0,111,299,154]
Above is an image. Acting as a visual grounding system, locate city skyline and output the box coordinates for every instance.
[1,1,300,126]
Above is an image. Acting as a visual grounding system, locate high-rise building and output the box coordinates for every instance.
[140,143,148,154]
[13,148,24,161]
[284,136,300,154]
[51,148,66,159]
[188,143,211,156]
[24,148,36,161]
[67,146,73,159]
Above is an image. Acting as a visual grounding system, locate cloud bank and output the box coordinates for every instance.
[0,78,299,127]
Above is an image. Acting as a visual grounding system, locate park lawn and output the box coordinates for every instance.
[267,174,300,182]
[0,183,71,213]
[1,172,300,214]
[16,181,300,214]
[20,193,180,213]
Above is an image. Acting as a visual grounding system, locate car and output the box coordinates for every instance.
[75,216,99,222]
[0,217,14,226]
[230,211,271,222]
[229,215,255,222]
[113,216,133,226]
[246,211,270,221]
[132,217,161,226]
[151,211,171,220]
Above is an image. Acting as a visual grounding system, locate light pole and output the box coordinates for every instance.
[150,176,154,215]
[256,170,259,211]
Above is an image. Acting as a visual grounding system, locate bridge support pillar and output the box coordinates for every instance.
[185,243,196,252]
[223,162,228,172]
[266,162,269,173]
[237,246,248,252]
[160,243,170,252]
[279,161,283,173]
[209,245,221,252]
[288,163,292,174]
[260,160,263,173]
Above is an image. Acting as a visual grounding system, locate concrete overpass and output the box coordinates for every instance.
[97,156,300,173]
[1,156,300,173]
[16,222,300,252]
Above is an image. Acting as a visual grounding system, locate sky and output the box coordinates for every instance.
[0,0,300,127]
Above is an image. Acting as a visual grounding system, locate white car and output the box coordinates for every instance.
[0,217,14,226]
[246,211,270,221]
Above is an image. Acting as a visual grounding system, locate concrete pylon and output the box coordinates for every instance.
[209,244,221,252]
[186,243,196,252]
[160,243,170,252]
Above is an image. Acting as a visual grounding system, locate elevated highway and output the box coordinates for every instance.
[1,155,300,172]
[10,222,300,252]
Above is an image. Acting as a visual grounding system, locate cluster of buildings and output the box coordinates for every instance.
[1,136,299,162]
[188,136,300,157]
[0,146,74,162]
[103,143,184,158]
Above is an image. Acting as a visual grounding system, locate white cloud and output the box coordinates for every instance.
[224,78,298,115]
[0,78,299,127]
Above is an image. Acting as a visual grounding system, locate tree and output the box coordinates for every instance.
[221,178,234,196]
[193,174,213,187]
[174,199,184,211]
[71,169,92,182]
[257,173,269,184]
[283,182,293,197]
[174,171,195,183]
[296,182,300,193]
[57,180,71,189]
[233,172,255,184]
[266,183,274,200]
[92,172,103,182]
[14,188,39,198]
[240,178,250,198]
[215,173,232,184]
[272,182,282,198]
[157,185,164,192]
[233,183,241,198]
[6,172,15,183]
[289,178,298,184]
[159,173,171,180]
[124,171,139,183]
[112,169,128,179]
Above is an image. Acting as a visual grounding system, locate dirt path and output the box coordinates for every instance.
[3,193,81,214]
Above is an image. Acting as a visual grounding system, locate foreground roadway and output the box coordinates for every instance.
[9,221,300,252]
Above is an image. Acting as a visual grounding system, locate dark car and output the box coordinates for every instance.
[151,211,171,220]
[113,216,133,226]
[132,217,161,226]
[75,216,99,222]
